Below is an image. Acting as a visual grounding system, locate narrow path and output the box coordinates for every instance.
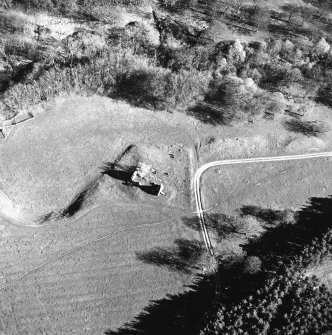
[194,151,332,304]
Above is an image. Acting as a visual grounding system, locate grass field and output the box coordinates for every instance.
[0,96,203,334]
[1,94,332,334]
[200,157,332,261]
[2,0,332,333]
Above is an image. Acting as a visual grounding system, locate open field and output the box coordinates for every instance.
[200,157,332,257]
[0,204,202,334]
[0,96,204,334]
[2,0,332,333]
[1,94,332,334]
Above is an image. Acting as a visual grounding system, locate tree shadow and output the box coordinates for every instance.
[182,213,246,242]
[316,83,332,108]
[240,205,294,226]
[105,274,216,335]
[114,70,166,111]
[283,118,329,137]
[136,238,204,274]
[106,196,332,334]
[186,102,233,126]
[243,196,332,270]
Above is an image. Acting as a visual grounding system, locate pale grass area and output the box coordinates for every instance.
[33,14,80,40]
[305,258,332,290]
[1,7,159,46]
[0,10,82,40]
[242,0,316,11]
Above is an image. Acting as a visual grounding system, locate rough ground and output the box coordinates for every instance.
[1,94,332,333]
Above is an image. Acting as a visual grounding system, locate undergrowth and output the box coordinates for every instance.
[2,0,332,127]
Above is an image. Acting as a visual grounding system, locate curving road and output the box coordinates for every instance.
[194,151,332,302]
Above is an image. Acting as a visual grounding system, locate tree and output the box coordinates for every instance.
[243,256,262,274]
[313,37,331,58]
[249,5,270,30]
[228,40,246,65]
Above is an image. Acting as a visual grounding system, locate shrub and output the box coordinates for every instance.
[267,92,286,116]
[227,40,246,66]
[3,36,38,60]
[246,68,262,84]
[0,11,29,33]
[316,82,332,107]
[267,39,283,57]
[216,76,258,108]
[285,68,303,83]
[13,0,57,12]
[0,45,212,117]
[252,91,286,119]
[313,37,331,57]
[116,66,170,109]
[11,0,150,15]
[165,69,211,109]
[261,62,293,89]
[248,5,270,30]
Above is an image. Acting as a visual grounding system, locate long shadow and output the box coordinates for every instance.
[105,275,215,335]
[283,118,328,137]
[38,156,160,223]
[316,84,332,108]
[242,196,332,270]
[183,213,246,241]
[113,145,139,165]
[37,177,102,222]
[61,178,101,217]
[101,162,162,196]
[186,102,233,126]
[101,162,136,183]
[106,196,332,334]
[240,205,294,226]
[136,238,204,274]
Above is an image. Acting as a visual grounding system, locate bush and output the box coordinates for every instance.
[0,11,29,33]
[167,69,211,109]
[313,37,331,58]
[252,92,286,119]
[227,40,246,66]
[215,76,258,108]
[12,0,78,13]
[0,45,212,117]
[116,67,170,109]
[11,0,150,15]
[316,83,332,108]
